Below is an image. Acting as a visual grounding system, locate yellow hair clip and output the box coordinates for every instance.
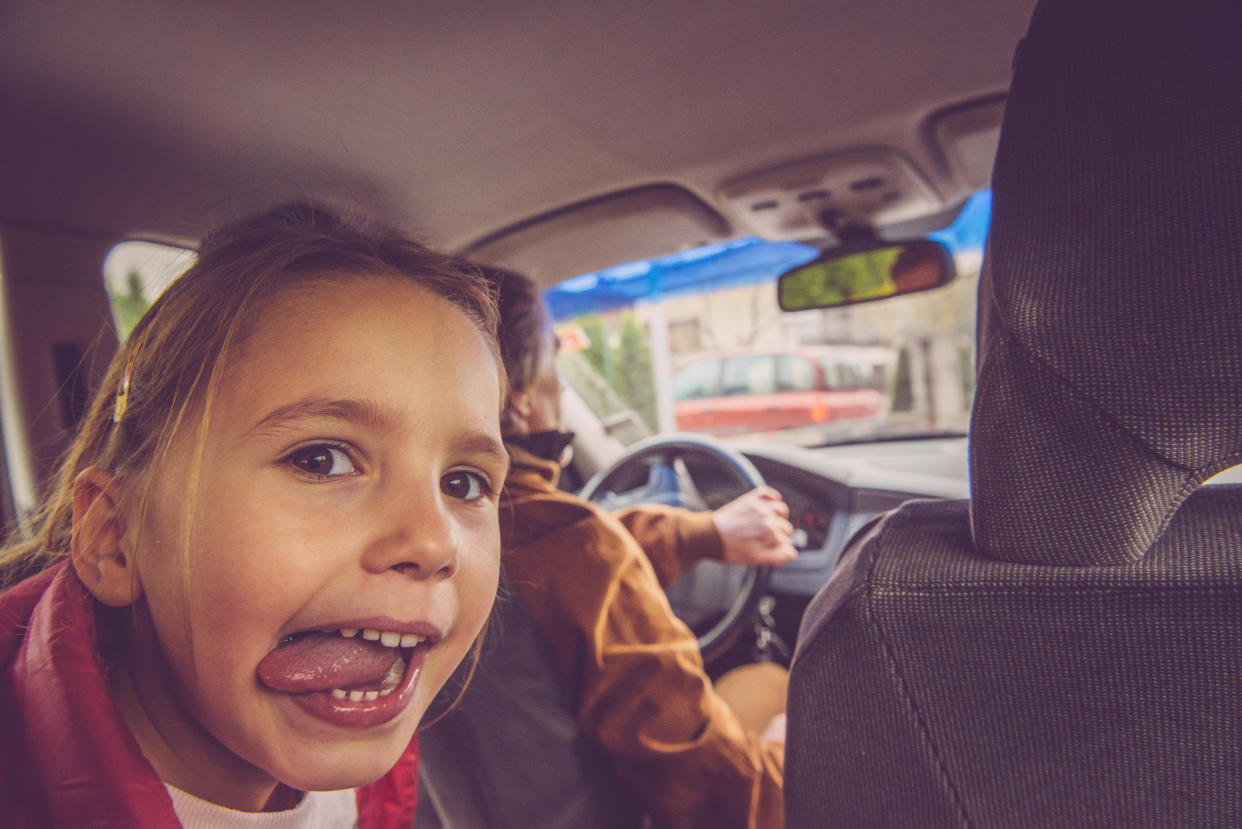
[113,329,149,423]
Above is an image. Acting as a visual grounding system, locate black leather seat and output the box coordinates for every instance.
[785,0,1242,825]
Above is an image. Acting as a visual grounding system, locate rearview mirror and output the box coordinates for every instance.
[777,239,955,311]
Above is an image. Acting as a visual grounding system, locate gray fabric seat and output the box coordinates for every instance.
[785,0,1242,826]
[416,574,644,829]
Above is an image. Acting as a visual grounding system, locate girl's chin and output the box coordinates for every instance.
[268,752,407,795]
[260,716,423,794]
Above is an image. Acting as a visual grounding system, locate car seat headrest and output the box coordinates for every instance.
[970,0,1242,566]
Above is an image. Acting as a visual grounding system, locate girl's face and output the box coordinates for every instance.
[119,276,506,803]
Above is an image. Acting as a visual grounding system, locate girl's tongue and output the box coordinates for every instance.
[256,632,399,693]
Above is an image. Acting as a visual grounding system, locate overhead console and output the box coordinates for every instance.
[718,147,944,242]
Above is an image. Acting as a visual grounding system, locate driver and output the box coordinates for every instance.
[485,264,796,828]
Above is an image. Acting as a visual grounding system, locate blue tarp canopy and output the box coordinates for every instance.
[544,238,816,321]
[543,190,992,321]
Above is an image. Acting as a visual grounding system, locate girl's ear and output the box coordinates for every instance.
[71,466,143,607]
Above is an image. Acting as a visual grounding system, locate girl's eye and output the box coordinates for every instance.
[287,444,358,478]
[441,470,491,501]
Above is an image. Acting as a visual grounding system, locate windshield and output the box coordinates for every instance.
[549,190,989,449]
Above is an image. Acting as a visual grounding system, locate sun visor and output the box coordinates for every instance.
[463,185,730,288]
[927,95,1008,194]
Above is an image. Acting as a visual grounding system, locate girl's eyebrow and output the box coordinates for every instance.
[453,432,511,477]
[246,397,404,437]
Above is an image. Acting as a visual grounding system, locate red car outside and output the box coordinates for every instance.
[671,348,886,439]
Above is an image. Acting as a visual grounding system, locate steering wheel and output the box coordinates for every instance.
[578,433,771,664]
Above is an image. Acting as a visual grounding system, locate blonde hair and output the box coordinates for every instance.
[0,202,502,586]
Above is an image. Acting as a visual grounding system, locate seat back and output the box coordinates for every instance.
[417,574,644,829]
[786,0,1242,825]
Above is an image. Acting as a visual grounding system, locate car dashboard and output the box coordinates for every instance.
[738,435,970,595]
[651,435,969,668]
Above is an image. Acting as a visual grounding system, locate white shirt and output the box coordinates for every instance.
[165,783,358,829]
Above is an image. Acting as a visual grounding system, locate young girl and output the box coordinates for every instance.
[0,203,509,827]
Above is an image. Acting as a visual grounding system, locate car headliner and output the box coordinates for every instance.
[0,1,1036,283]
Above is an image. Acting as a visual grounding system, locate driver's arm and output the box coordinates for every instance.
[616,486,797,588]
[614,504,720,587]
[502,503,785,829]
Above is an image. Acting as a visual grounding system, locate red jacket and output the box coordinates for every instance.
[0,563,419,828]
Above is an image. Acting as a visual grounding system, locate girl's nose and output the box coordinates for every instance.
[362,483,458,579]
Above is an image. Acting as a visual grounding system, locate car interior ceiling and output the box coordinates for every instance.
[0,2,1028,252]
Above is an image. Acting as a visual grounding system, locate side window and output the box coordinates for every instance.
[777,355,816,392]
[103,241,196,339]
[722,355,776,396]
[672,358,722,401]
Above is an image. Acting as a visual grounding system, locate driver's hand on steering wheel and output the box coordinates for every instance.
[712,487,798,567]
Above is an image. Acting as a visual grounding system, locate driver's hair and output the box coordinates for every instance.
[477,265,549,419]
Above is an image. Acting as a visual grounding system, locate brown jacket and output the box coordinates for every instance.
[500,444,784,829]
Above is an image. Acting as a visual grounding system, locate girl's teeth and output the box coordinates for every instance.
[329,684,398,700]
[339,628,425,647]
[323,646,407,702]
[381,655,406,689]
